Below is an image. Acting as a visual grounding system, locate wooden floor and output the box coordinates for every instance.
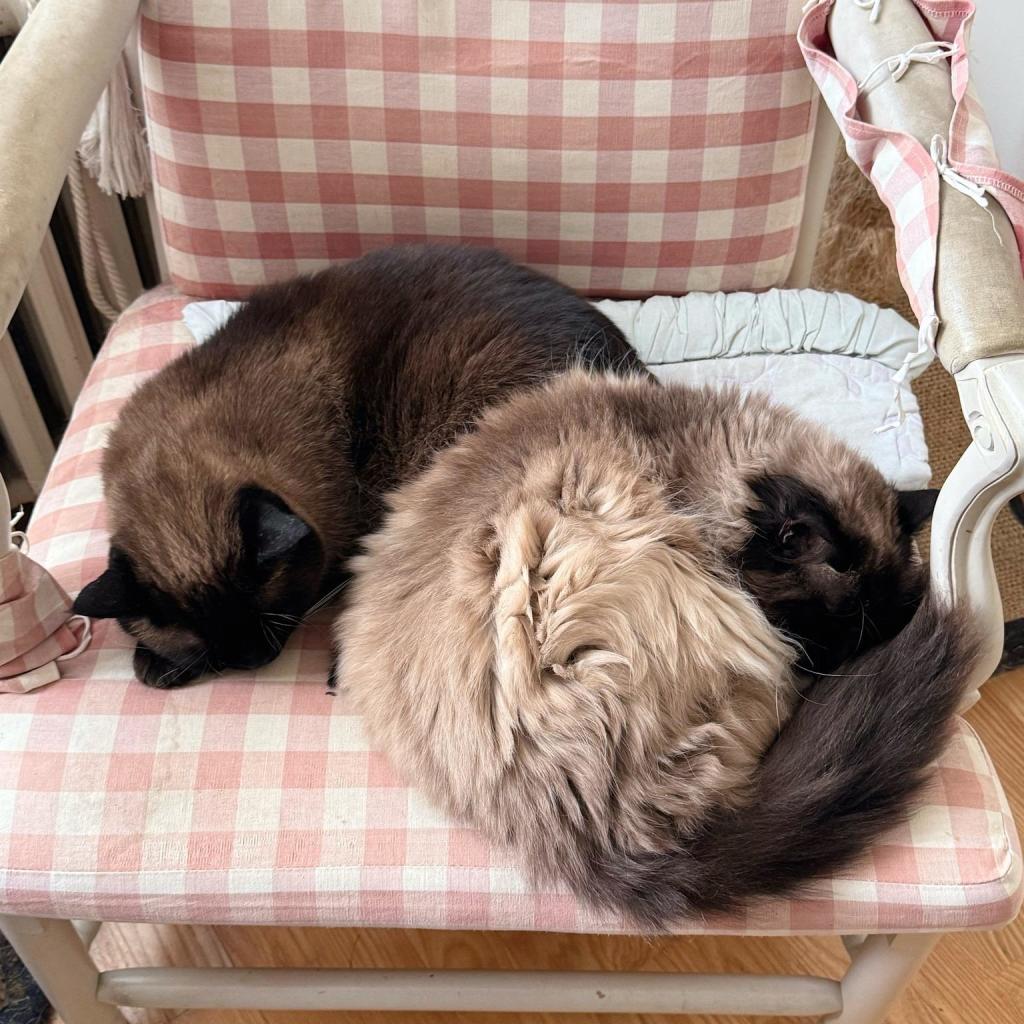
[69,666,1024,1024]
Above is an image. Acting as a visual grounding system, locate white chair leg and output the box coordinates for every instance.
[0,914,128,1024]
[73,918,104,949]
[825,933,939,1024]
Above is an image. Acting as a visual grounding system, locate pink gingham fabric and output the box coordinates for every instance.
[0,288,1019,933]
[798,0,1024,346]
[0,547,87,694]
[140,0,819,299]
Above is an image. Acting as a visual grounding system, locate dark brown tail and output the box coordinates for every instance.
[570,594,980,929]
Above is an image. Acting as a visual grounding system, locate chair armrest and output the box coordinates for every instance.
[828,0,1024,690]
[0,0,140,340]
[829,0,1024,374]
[930,355,1024,693]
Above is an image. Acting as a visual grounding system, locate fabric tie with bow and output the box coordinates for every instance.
[0,476,91,693]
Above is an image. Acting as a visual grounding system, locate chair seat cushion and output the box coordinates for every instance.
[1,286,1019,933]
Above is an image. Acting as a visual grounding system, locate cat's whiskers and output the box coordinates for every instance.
[861,602,881,638]
[780,673,826,706]
[302,579,350,621]
[777,628,810,663]
[155,648,207,688]
[799,666,879,680]
[770,631,833,704]
[252,583,349,656]
[259,617,284,655]
[265,612,301,626]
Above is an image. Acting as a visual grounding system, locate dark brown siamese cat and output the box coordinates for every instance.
[74,245,644,687]
[336,372,978,927]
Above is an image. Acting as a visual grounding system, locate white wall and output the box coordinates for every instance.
[969,0,1024,178]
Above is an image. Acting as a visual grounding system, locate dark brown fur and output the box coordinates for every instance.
[74,245,644,686]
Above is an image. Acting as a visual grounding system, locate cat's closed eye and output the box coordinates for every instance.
[778,521,810,559]
[119,617,204,661]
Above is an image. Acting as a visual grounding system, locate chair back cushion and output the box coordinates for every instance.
[140,0,817,297]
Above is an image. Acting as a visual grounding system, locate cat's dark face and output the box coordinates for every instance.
[74,487,325,688]
[739,476,937,676]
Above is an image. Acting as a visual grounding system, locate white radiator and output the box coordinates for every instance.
[0,186,146,506]
[0,227,90,506]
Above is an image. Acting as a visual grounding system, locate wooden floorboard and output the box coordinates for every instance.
[66,667,1024,1024]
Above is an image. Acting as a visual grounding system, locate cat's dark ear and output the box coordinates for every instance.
[749,475,832,554]
[238,486,313,567]
[897,488,939,534]
[73,547,140,619]
[744,474,853,569]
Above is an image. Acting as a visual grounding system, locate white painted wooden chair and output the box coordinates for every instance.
[0,1,1022,1021]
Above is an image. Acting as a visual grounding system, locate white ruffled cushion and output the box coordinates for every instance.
[595,290,931,489]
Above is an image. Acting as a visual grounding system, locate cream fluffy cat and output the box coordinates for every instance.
[335,372,976,928]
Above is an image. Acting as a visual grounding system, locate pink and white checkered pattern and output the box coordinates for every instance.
[798,0,1024,344]
[0,548,85,694]
[0,288,1019,932]
[140,0,818,299]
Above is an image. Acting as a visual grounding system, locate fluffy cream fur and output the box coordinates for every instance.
[335,373,972,928]
[337,373,802,874]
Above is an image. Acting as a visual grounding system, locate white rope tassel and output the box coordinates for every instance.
[853,0,883,23]
[857,41,957,93]
[875,316,938,434]
[67,161,126,321]
[78,57,151,198]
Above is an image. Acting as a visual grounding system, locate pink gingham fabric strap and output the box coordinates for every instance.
[798,1,1024,355]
